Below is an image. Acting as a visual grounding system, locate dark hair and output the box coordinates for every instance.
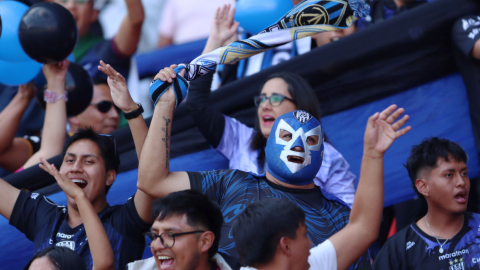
[23,247,86,270]
[63,127,120,194]
[250,73,323,170]
[405,137,468,198]
[151,190,223,259]
[232,198,305,266]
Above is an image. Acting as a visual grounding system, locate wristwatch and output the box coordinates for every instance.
[123,103,144,120]
[44,90,68,103]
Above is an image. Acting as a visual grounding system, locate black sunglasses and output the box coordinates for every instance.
[144,230,205,248]
[91,101,121,114]
[254,93,295,107]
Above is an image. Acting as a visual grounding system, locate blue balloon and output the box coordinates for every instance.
[234,0,294,35]
[0,58,42,86]
[0,1,29,62]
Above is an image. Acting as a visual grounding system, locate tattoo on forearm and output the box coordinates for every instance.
[162,116,171,168]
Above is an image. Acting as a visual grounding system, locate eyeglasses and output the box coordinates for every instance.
[54,0,90,5]
[90,101,121,114]
[99,134,117,157]
[254,94,295,107]
[144,231,205,248]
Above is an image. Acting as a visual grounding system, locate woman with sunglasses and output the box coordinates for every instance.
[157,66,356,206]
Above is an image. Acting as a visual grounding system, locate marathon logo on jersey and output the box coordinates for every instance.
[462,17,480,31]
[449,258,465,270]
[406,241,415,251]
[56,241,75,251]
[439,249,469,261]
[57,232,74,239]
[293,111,312,124]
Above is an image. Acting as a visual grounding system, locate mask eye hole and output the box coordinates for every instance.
[306,135,319,146]
[279,129,292,142]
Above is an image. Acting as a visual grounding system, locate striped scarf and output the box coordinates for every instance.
[149,0,369,106]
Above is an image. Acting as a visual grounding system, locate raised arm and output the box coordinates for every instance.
[203,4,239,54]
[39,158,115,270]
[98,60,154,222]
[0,84,36,172]
[328,105,411,270]
[23,61,69,169]
[137,70,190,199]
[113,0,144,57]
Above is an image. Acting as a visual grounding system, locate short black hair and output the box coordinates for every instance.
[151,190,223,259]
[232,198,305,267]
[23,247,86,270]
[405,137,468,198]
[63,128,120,194]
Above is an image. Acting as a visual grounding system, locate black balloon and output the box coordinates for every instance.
[19,2,77,63]
[35,63,93,117]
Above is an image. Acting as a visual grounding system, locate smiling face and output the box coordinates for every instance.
[60,139,114,209]
[420,155,470,215]
[258,78,297,138]
[69,84,120,135]
[150,214,208,270]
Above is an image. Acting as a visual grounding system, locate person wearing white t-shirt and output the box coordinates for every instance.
[232,105,411,270]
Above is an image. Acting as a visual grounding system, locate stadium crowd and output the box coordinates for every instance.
[0,0,479,269]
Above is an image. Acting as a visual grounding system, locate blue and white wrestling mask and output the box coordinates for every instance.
[266,111,324,186]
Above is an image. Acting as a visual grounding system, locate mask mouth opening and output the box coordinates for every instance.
[287,155,305,164]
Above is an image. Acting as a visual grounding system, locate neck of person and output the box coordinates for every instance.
[66,197,108,228]
[250,256,290,270]
[265,171,316,189]
[196,255,213,270]
[417,204,465,239]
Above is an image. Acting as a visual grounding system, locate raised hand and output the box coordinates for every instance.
[98,60,138,113]
[17,82,35,101]
[39,157,85,200]
[203,4,239,53]
[152,65,186,105]
[210,4,239,46]
[43,60,69,88]
[364,105,411,157]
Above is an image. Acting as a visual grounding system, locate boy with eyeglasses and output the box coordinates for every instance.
[128,190,232,270]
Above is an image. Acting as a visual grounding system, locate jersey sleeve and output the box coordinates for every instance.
[22,135,41,156]
[372,234,406,270]
[216,116,256,161]
[79,39,130,82]
[315,142,356,207]
[9,191,58,241]
[186,72,225,148]
[308,240,337,270]
[187,170,238,204]
[452,15,480,57]
[109,195,151,240]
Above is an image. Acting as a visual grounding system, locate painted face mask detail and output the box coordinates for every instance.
[266,110,324,186]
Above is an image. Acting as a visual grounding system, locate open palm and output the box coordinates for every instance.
[364,105,411,155]
[98,60,137,112]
